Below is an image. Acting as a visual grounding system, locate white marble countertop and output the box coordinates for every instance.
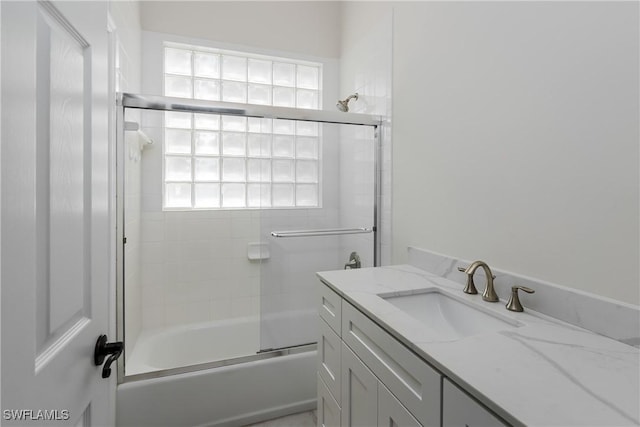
[317,265,640,427]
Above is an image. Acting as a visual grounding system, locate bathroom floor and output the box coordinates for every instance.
[243,410,317,427]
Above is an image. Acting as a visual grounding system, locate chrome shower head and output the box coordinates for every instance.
[336,93,359,112]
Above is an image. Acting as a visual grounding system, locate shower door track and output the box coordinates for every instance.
[122,343,317,383]
[119,93,381,126]
[115,93,383,383]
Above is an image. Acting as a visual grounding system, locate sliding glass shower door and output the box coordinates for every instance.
[117,93,379,380]
[259,122,377,351]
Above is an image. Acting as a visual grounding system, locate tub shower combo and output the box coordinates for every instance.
[115,93,380,426]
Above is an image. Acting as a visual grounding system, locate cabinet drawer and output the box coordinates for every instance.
[319,282,342,335]
[318,374,341,427]
[319,318,342,403]
[442,378,508,427]
[342,301,441,427]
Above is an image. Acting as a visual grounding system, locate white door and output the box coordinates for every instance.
[1,1,113,426]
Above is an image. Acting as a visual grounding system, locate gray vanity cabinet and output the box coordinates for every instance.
[317,282,435,427]
[317,283,343,427]
[341,300,440,426]
[317,281,508,427]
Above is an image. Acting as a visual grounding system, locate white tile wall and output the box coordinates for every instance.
[138,136,342,332]
[139,210,260,329]
[338,2,393,266]
[134,28,388,353]
[138,205,349,331]
[337,125,376,268]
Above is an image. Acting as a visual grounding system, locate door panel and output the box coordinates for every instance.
[35,0,91,357]
[1,1,111,425]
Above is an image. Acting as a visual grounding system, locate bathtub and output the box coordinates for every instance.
[116,317,317,427]
[125,317,262,375]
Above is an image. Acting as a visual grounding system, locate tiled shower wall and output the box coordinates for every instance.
[339,2,393,266]
[138,131,341,331]
[337,125,376,268]
[137,30,343,331]
[139,209,262,328]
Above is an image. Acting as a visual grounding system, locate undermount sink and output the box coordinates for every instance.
[379,289,521,340]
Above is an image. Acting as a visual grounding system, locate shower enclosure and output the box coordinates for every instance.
[115,93,380,424]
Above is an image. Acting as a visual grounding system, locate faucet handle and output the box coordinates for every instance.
[506,286,535,312]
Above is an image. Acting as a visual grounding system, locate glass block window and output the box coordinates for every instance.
[163,44,322,209]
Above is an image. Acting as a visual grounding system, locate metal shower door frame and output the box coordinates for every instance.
[114,93,382,383]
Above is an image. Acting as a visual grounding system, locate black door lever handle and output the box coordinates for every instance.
[94,335,123,378]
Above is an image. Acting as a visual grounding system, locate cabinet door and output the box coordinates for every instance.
[319,318,342,402]
[378,383,423,427]
[318,374,341,427]
[342,301,441,427]
[442,379,508,427]
[342,343,378,427]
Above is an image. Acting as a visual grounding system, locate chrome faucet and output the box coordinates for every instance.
[344,252,361,269]
[458,261,499,302]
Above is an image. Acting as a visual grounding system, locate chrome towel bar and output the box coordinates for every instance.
[271,227,373,238]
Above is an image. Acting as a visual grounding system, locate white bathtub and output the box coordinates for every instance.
[116,317,317,427]
[125,317,261,375]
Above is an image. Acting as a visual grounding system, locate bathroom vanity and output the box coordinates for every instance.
[315,264,640,427]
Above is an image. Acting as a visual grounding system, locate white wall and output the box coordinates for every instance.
[140,1,341,59]
[392,2,639,305]
[338,2,393,266]
[110,1,141,93]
